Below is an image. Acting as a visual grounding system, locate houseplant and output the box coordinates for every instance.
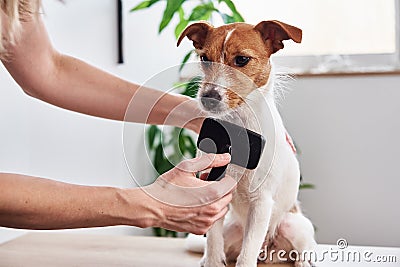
[130,0,245,237]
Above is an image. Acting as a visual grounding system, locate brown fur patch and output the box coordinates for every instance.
[207,24,272,79]
[178,22,302,111]
[226,89,245,109]
[197,23,273,107]
[289,202,301,213]
[178,21,300,112]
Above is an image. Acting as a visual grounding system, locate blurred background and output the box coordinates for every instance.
[0,0,399,246]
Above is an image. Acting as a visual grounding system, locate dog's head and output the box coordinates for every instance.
[177,21,301,115]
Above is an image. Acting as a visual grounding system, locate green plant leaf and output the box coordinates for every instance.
[160,228,167,236]
[171,128,180,149]
[184,134,197,157]
[154,144,165,173]
[232,12,244,22]
[153,227,162,236]
[218,0,244,22]
[178,50,194,72]
[161,229,175,237]
[173,81,186,89]
[174,6,188,39]
[178,129,187,155]
[153,144,162,169]
[130,0,160,12]
[175,19,189,39]
[159,160,175,174]
[178,6,185,20]
[181,76,202,98]
[220,13,235,24]
[299,183,315,190]
[159,0,186,33]
[147,125,160,149]
[169,127,181,146]
[188,3,216,21]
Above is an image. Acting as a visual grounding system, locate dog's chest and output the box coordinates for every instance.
[226,162,256,214]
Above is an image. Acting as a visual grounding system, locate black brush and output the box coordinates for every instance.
[197,118,266,181]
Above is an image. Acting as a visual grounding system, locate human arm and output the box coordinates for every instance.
[0,11,203,132]
[0,154,235,234]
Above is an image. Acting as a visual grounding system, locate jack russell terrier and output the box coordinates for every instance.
[177,20,317,267]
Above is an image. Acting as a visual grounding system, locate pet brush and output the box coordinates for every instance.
[197,118,266,181]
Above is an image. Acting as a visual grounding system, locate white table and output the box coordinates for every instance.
[0,233,398,267]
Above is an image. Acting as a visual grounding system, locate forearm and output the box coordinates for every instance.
[4,51,202,132]
[0,173,157,230]
[48,54,203,132]
[1,14,203,132]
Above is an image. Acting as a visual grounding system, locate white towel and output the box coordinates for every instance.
[185,233,206,253]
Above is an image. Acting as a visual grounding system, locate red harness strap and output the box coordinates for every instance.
[285,131,297,154]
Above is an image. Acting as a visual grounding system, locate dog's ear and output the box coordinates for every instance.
[177,22,213,49]
[254,20,302,53]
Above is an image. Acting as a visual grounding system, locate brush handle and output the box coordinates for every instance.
[206,165,228,181]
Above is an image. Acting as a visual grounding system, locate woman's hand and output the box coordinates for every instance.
[0,154,234,233]
[122,153,236,235]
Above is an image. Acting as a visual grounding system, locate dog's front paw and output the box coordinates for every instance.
[200,255,227,267]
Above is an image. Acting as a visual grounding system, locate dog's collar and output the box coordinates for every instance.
[285,131,297,154]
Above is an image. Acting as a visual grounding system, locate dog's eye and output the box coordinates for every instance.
[234,56,250,67]
[200,55,210,62]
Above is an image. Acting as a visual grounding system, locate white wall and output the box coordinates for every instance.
[280,75,400,247]
[0,0,399,247]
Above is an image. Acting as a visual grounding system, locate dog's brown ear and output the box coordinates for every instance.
[177,22,213,49]
[254,20,302,53]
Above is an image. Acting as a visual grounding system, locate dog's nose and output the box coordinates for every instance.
[201,90,222,110]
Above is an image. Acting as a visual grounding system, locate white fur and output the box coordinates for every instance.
[190,66,317,267]
[221,29,235,63]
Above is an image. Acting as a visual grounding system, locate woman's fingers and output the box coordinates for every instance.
[162,201,232,235]
[177,153,231,173]
[145,152,237,233]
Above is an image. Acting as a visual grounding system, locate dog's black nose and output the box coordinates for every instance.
[201,90,222,110]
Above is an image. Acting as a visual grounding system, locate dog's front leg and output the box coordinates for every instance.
[236,195,274,267]
[200,217,226,267]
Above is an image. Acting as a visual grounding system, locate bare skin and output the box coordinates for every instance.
[0,9,235,234]
[1,9,203,132]
[0,153,235,234]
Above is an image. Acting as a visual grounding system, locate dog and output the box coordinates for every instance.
[177,20,317,267]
